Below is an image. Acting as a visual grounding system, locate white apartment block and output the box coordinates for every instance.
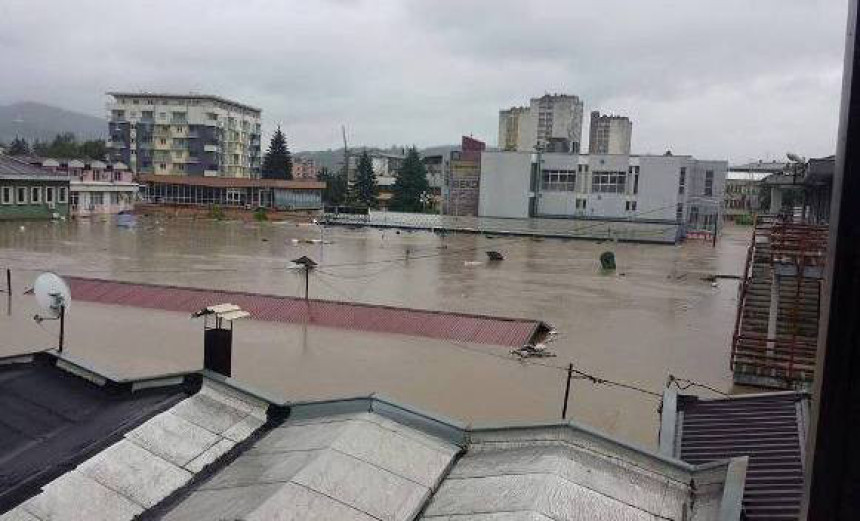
[498,94,584,153]
[106,92,262,178]
[589,111,633,155]
[478,151,726,232]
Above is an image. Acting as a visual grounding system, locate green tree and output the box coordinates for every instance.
[390,147,429,212]
[8,136,30,156]
[46,132,79,158]
[262,126,293,180]
[318,167,348,205]
[351,151,377,208]
[79,140,107,161]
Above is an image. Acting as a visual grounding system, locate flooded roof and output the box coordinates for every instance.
[0,352,194,513]
[661,390,809,521]
[65,276,548,348]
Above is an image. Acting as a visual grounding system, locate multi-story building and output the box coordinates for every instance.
[19,157,137,216]
[292,157,319,180]
[589,111,632,155]
[478,150,726,235]
[498,94,584,153]
[498,107,530,151]
[443,136,485,216]
[724,171,767,220]
[106,92,262,178]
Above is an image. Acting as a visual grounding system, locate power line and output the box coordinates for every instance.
[667,374,729,397]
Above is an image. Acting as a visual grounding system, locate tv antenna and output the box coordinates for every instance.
[32,272,71,353]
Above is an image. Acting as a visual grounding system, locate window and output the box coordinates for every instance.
[676,203,684,221]
[678,167,686,195]
[576,198,587,210]
[171,111,187,123]
[159,112,167,119]
[16,186,28,204]
[91,193,104,207]
[142,110,154,119]
[1,186,12,204]
[631,201,637,212]
[30,186,41,204]
[541,169,576,191]
[160,138,167,145]
[634,173,640,195]
[70,192,79,207]
[45,187,54,203]
[112,110,125,119]
[207,112,218,120]
[58,187,67,203]
[591,172,626,193]
[704,170,714,196]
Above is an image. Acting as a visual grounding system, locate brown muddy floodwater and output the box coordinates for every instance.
[0,216,751,448]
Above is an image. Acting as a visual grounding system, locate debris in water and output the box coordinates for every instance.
[486,251,504,261]
[464,261,483,266]
[511,343,556,359]
[261,238,269,242]
[600,251,616,270]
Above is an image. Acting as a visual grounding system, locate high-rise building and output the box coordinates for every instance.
[589,111,632,155]
[498,107,529,151]
[443,136,486,216]
[498,94,584,153]
[106,92,262,178]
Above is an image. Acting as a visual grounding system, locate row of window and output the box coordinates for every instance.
[591,172,627,193]
[117,98,259,117]
[1,186,68,205]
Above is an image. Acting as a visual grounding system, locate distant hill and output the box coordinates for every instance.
[294,144,460,171]
[0,102,105,144]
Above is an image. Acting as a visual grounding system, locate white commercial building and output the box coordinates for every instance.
[479,151,726,233]
[589,111,633,155]
[498,94,584,153]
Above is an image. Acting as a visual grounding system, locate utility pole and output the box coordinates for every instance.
[291,256,317,301]
[562,363,573,419]
[342,125,350,186]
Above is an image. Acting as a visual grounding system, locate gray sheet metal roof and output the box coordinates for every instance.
[4,379,271,521]
[422,423,744,521]
[161,406,460,521]
[1,359,747,521]
[0,352,194,514]
[0,156,69,181]
[664,390,808,521]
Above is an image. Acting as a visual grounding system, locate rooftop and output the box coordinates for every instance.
[661,389,809,521]
[106,92,261,114]
[139,174,324,190]
[1,351,748,521]
[0,352,195,512]
[63,276,550,348]
[0,155,69,181]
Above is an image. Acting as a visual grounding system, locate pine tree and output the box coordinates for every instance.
[390,147,429,212]
[351,151,377,208]
[8,136,30,156]
[262,126,293,180]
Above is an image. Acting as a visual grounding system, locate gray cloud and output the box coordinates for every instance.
[0,0,846,161]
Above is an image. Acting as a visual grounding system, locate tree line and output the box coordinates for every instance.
[315,148,430,212]
[3,133,107,160]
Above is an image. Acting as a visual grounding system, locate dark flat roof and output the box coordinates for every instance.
[0,354,195,513]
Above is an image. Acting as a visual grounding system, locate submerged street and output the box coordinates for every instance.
[0,216,750,447]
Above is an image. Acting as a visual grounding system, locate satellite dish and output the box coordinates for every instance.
[33,272,71,317]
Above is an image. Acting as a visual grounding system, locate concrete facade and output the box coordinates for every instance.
[478,151,727,234]
[106,93,262,179]
[589,111,633,155]
[498,94,584,153]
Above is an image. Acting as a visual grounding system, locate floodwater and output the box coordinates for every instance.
[0,216,750,448]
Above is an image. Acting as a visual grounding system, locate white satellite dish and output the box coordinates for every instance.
[33,272,71,317]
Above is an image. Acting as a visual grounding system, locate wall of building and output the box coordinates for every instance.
[479,152,533,218]
[479,151,726,227]
[0,181,70,220]
[589,112,633,155]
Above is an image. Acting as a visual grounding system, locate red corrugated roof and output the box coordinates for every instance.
[65,277,546,347]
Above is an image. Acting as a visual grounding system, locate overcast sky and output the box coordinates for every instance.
[0,0,847,162]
